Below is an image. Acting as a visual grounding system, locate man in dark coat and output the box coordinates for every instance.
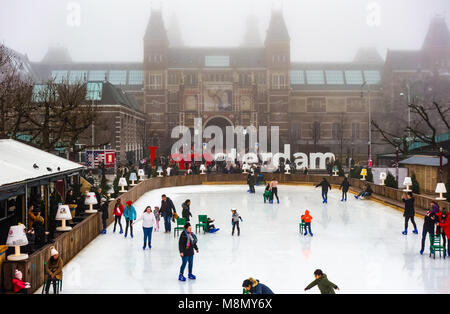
[182,200,192,222]
[99,197,109,234]
[247,172,256,193]
[402,192,418,235]
[161,194,177,232]
[420,209,436,255]
[339,177,350,202]
[95,187,103,210]
[315,178,331,204]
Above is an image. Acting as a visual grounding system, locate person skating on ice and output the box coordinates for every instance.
[437,208,450,256]
[99,197,109,234]
[178,222,199,281]
[301,210,313,236]
[124,200,137,238]
[113,198,124,234]
[401,192,418,235]
[304,269,339,294]
[269,177,279,204]
[182,199,192,222]
[339,177,350,201]
[247,171,256,194]
[132,206,156,249]
[231,208,243,236]
[436,208,447,246]
[263,184,272,203]
[315,178,331,204]
[206,217,219,233]
[161,194,177,233]
[242,278,274,294]
[153,206,161,232]
[354,184,373,200]
[420,208,437,255]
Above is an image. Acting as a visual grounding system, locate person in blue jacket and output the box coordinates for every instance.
[124,200,137,238]
[242,278,274,294]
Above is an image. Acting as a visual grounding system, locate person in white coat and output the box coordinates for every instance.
[133,206,156,250]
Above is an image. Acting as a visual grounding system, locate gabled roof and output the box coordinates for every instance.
[265,10,290,42]
[0,139,84,187]
[144,9,168,42]
[353,47,384,65]
[385,50,425,71]
[422,15,450,49]
[41,46,73,64]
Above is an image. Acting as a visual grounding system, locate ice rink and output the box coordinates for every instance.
[37,184,450,294]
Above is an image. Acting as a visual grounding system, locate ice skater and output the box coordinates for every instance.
[420,208,436,255]
[401,192,418,235]
[154,206,161,232]
[182,199,192,222]
[263,184,272,203]
[242,278,274,294]
[315,178,331,204]
[124,200,137,238]
[113,198,124,234]
[247,171,256,194]
[231,208,243,236]
[161,194,177,233]
[354,184,373,200]
[206,217,219,233]
[133,206,156,249]
[178,222,199,281]
[304,269,339,294]
[269,178,279,204]
[437,209,450,256]
[339,177,350,201]
[99,197,109,234]
[301,210,313,236]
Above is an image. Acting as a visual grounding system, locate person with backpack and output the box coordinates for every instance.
[178,222,199,281]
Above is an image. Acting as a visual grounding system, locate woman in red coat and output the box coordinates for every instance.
[113,198,124,234]
[437,209,450,256]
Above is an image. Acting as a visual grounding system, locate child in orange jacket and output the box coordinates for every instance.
[301,210,313,236]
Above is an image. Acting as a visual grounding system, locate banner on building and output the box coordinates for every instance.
[86,150,116,168]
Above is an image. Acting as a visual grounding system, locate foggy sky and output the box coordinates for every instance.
[0,0,449,63]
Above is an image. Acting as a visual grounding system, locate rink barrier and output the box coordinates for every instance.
[2,173,447,293]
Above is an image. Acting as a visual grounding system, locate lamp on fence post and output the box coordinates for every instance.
[200,164,206,174]
[107,186,115,201]
[56,205,72,231]
[439,147,443,183]
[118,177,128,193]
[166,167,172,176]
[284,164,291,174]
[129,172,137,186]
[138,169,145,181]
[6,224,28,261]
[157,166,163,177]
[242,163,249,174]
[85,192,98,213]
[403,177,412,192]
[360,168,367,181]
[380,172,387,186]
[436,183,447,201]
[332,166,338,176]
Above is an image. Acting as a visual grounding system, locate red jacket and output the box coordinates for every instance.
[12,278,27,293]
[113,204,124,216]
[439,217,450,239]
[301,210,313,223]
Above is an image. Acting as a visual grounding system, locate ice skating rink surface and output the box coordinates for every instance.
[37,184,450,294]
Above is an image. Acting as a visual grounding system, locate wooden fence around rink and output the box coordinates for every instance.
[2,173,449,293]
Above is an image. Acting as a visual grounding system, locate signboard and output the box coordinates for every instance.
[86,150,115,168]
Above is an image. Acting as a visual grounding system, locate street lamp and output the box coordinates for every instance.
[362,80,372,168]
[396,146,399,183]
[439,147,443,183]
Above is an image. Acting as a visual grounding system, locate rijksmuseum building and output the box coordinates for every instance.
[30,9,450,164]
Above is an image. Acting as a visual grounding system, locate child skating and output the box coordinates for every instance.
[231,208,243,236]
[301,210,313,236]
[153,206,161,232]
[304,269,339,294]
[263,184,272,203]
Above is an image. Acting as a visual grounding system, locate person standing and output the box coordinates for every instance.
[178,222,199,281]
[45,247,63,294]
[154,206,161,232]
[301,210,313,237]
[123,200,137,238]
[401,192,418,235]
[161,194,177,233]
[420,209,436,255]
[315,178,331,204]
[247,172,256,194]
[113,198,124,234]
[242,278,274,294]
[269,178,279,204]
[99,197,109,234]
[339,177,350,202]
[304,269,339,294]
[182,200,192,222]
[231,208,243,236]
[437,209,449,255]
[133,206,156,250]
[65,189,77,224]
[95,187,103,211]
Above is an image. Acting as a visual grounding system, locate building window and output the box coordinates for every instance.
[150,74,162,90]
[291,123,301,139]
[272,74,286,89]
[352,123,360,139]
[332,123,342,139]
[313,121,321,140]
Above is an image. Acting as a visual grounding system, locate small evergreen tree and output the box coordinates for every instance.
[367,168,374,183]
[350,166,362,179]
[411,173,420,194]
[385,172,398,189]
[445,177,450,202]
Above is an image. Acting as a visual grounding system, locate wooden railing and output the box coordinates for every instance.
[2,173,449,294]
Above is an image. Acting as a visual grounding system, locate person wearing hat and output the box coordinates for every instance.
[242,278,274,294]
[99,196,109,234]
[123,200,137,238]
[44,247,63,294]
[178,222,199,281]
[12,269,31,294]
[231,208,243,236]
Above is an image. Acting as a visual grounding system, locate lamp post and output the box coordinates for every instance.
[396,146,399,183]
[439,147,443,183]
[362,80,372,168]
[400,82,411,138]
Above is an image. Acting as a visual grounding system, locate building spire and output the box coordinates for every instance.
[144,5,168,42]
[422,15,450,50]
[265,8,290,44]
